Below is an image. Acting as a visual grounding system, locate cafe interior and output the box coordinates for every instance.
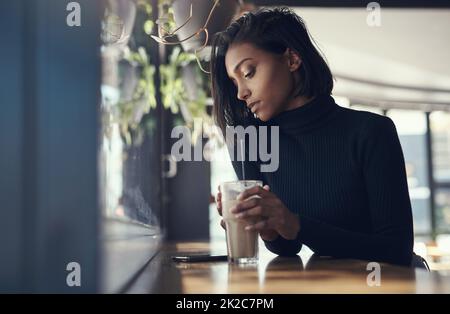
[1,0,450,293]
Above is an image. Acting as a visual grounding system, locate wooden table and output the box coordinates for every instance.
[134,241,450,294]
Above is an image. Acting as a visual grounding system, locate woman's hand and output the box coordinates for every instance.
[216,185,277,240]
[215,185,226,230]
[231,185,301,240]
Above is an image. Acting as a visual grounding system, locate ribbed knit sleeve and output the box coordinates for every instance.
[296,116,413,265]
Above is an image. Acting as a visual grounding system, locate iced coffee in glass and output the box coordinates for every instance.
[220,180,262,264]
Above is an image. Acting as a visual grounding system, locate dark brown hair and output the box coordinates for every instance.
[210,7,334,135]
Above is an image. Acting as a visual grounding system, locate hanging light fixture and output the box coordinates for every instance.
[151,0,242,73]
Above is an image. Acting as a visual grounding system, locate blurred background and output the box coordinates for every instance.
[1,0,450,293]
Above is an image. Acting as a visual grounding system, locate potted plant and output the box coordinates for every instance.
[160,46,209,120]
[116,46,157,146]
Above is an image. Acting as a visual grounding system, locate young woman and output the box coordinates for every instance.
[211,7,414,266]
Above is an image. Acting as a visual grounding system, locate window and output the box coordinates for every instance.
[387,110,431,235]
[98,1,162,293]
[435,189,450,233]
[99,4,161,227]
[430,111,450,233]
[430,111,450,183]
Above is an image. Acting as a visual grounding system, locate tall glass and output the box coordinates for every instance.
[220,180,262,264]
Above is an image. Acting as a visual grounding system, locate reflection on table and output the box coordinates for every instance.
[133,241,450,294]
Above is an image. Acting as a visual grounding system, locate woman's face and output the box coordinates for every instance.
[225,42,302,121]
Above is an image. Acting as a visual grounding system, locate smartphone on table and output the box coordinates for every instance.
[171,254,228,263]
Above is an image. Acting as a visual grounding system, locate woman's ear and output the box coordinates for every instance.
[285,48,302,72]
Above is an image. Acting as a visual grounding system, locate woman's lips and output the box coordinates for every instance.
[250,101,260,113]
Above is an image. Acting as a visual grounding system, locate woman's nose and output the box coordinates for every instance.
[237,85,250,101]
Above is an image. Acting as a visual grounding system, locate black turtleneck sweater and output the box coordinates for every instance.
[231,95,414,266]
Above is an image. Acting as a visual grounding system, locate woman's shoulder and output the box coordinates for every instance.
[339,106,396,133]
[336,107,401,149]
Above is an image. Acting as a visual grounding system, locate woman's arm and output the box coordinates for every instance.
[296,116,414,266]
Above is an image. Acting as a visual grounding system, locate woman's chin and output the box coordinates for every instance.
[256,111,271,122]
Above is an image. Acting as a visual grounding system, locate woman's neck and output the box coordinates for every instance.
[271,94,338,134]
[284,95,315,112]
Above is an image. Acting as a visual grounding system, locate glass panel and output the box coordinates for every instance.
[99,1,160,225]
[387,110,431,235]
[430,111,450,183]
[436,189,450,233]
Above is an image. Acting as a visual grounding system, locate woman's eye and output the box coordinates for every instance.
[244,70,254,79]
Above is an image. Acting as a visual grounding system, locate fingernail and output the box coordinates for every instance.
[245,225,252,231]
[230,206,236,213]
[235,214,243,219]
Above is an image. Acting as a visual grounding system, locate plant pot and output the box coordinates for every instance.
[172,0,239,52]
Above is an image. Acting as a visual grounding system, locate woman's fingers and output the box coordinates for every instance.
[234,205,266,219]
[238,185,271,201]
[218,185,271,218]
[245,217,273,231]
[230,197,260,214]
[216,191,222,216]
[220,219,226,230]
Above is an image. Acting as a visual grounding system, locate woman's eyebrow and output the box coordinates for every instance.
[228,58,253,81]
[232,58,253,73]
